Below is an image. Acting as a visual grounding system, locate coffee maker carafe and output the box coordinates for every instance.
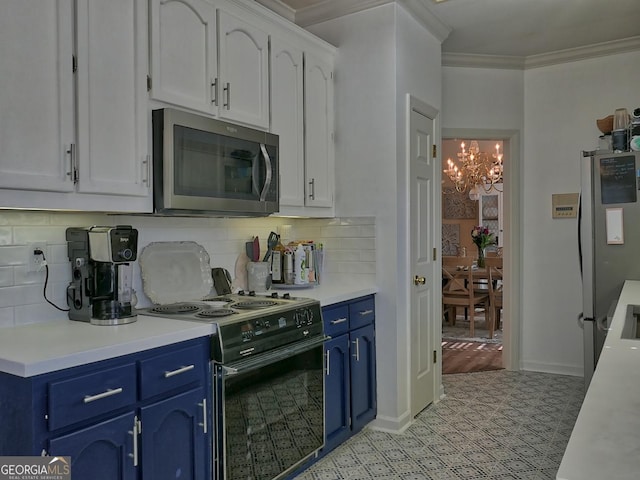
[66,226,139,325]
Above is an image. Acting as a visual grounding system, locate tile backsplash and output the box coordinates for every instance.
[0,211,375,327]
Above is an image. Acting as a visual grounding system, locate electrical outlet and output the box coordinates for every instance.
[27,243,46,272]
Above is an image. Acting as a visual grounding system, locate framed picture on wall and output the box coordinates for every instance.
[443,191,477,219]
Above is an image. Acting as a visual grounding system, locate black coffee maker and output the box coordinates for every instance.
[66,225,139,325]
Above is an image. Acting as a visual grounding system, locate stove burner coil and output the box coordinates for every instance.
[195,309,237,318]
[232,300,278,310]
[150,303,200,314]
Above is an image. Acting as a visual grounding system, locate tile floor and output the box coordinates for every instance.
[295,370,585,480]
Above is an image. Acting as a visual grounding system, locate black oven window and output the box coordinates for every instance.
[173,125,267,200]
[222,348,324,480]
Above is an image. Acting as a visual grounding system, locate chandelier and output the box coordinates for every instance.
[444,140,504,200]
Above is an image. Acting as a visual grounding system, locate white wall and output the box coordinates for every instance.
[521,51,640,374]
[309,3,443,431]
[0,211,375,327]
[442,50,640,375]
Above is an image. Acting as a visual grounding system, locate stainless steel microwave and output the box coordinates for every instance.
[152,108,279,216]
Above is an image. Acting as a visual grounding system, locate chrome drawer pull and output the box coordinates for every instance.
[164,364,195,378]
[359,309,374,316]
[352,338,360,361]
[330,317,347,325]
[83,387,123,403]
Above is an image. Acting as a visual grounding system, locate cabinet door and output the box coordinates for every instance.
[75,0,149,196]
[149,0,217,115]
[350,324,376,433]
[0,0,74,192]
[49,411,137,480]
[271,37,304,207]
[217,10,269,129]
[140,387,208,480]
[304,52,334,208]
[324,335,351,453]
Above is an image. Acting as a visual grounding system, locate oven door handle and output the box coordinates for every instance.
[221,335,329,376]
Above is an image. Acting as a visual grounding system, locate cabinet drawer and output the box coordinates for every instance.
[139,344,206,400]
[323,305,349,337]
[48,363,137,431]
[349,297,375,330]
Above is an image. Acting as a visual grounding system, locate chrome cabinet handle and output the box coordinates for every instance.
[198,399,207,434]
[359,310,374,316]
[325,349,330,375]
[352,338,360,361]
[211,78,218,106]
[141,155,150,185]
[330,317,348,325]
[223,82,230,109]
[83,387,123,403]
[308,178,315,200]
[164,364,195,378]
[128,416,140,466]
[259,143,272,202]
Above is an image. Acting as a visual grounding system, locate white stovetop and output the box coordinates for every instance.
[0,275,377,378]
[557,280,640,480]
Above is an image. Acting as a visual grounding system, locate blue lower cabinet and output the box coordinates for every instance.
[0,338,211,480]
[49,411,137,480]
[350,324,377,433]
[324,335,351,452]
[321,295,377,458]
[140,387,208,480]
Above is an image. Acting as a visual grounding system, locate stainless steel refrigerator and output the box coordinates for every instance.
[580,150,640,389]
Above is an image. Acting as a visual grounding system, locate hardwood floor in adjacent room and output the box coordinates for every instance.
[442,339,503,374]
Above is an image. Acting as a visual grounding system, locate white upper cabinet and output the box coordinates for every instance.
[149,0,217,114]
[217,10,269,129]
[270,37,304,207]
[76,0,149,196]
[304,51,334,208]
[0,0,151,211]
[150,0,269,129]
[0,0,75,193]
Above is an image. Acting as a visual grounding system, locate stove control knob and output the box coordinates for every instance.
[248,291,256,296]
[264,320,271,329]
[283,293,291,300]
[238,290,246,296]
[271,292,279,298]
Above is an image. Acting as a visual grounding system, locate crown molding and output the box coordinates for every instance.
[524,35,640,69]
[398,0,451,43]
[295,0,393,27]
[442,53,525,70]
[254,0,296,22]
[443,36,640,70]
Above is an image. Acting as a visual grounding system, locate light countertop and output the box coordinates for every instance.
[557,280,640,480]
[0,275,377,378]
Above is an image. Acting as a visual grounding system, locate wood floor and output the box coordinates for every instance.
[441,340,503,374]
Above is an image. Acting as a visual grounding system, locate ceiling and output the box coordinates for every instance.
[259,0,640,59]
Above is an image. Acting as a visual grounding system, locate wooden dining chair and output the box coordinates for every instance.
[442,256,491,337]
[484,256,504,332]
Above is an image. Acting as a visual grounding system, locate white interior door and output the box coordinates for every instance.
[409,98,439,417]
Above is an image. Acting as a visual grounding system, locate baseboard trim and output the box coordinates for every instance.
[368,411,413,434]
[521,361,583,378]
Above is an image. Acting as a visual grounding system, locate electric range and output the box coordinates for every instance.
[138,291,324,364]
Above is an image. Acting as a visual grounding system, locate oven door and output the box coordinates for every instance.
[214,336,326,480]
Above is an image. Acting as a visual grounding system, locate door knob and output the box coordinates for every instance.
[414,275,426,286]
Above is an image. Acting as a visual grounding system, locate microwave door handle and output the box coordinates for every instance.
[259,143,272,202]
[251,152,261,197]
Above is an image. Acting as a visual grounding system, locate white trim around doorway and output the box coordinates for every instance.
[442,128,522,372]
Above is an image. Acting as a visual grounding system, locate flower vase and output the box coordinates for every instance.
[476,246,486,268]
